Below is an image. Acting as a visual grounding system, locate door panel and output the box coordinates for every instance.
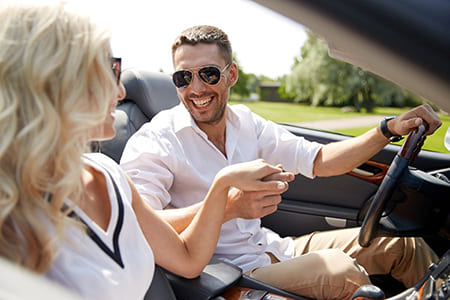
[262,124,450,241]
[263,174,375,237]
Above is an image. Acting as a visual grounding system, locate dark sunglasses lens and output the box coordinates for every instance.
[173,70,192,88]
[111,58,121,84]
[198,66,221,85]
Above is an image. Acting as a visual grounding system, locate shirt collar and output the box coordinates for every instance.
[173,103,193,133]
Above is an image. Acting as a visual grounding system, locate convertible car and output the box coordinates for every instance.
[1,0,448,299]
[97,1,450,299]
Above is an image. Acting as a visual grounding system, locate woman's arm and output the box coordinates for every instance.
[131,159,289,278]
[156,168,294,233]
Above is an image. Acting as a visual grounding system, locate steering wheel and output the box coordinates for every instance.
[358,125,427,247]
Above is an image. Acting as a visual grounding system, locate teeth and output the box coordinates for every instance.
[192,97,212,107]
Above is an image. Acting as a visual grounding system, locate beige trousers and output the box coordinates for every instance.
[245,227,438,300]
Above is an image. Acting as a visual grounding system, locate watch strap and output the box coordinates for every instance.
[380,116,403,142]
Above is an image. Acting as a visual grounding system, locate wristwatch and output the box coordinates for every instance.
[380,116,403,142]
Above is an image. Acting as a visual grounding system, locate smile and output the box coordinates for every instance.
[192,96,213,108]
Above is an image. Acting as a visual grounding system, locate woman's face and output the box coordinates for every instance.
[90,80,126,142]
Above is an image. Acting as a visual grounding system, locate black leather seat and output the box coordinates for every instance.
[99,68,179,163]
[143,266,177,300]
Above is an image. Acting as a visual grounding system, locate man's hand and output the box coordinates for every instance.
[388,104,442,136]
[224,166,295,222]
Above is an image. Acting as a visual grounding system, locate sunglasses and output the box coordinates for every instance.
[172,64,230,89]
[111,57,121,85]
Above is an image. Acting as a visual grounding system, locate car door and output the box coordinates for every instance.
[261,124,450,255]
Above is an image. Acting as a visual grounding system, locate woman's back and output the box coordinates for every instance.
[46,153,154,299]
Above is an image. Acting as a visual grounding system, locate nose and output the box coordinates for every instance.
[117,82,126,100]
[188,72,207,92]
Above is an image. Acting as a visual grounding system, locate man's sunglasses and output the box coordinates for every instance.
[172,64,230,89]
[111,57,121,85]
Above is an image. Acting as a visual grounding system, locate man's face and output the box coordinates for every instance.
[173,43,237,125]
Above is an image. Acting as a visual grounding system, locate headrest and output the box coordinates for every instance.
[120,69,179,120]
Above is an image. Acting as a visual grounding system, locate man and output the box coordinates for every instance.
[121,25,442,300]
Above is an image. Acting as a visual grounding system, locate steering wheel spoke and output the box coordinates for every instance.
[358,125,427,247]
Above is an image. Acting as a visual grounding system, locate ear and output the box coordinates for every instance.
[227,62,239,87]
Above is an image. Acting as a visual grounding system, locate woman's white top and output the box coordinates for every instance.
[45,153,154,299]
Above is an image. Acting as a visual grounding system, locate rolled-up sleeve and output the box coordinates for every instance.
[120,127,174,210]
[254,114,323,178]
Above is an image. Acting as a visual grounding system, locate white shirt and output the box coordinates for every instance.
[121,104,322,273]
[46,153,154,299]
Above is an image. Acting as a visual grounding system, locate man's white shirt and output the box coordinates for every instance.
[121,104,322,272]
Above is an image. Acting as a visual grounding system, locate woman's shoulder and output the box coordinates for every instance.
[84,152,124,181]
[83,152,133,205]
[84,152,117,166]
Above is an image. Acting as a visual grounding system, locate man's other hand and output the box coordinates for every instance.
[224,168,294,221]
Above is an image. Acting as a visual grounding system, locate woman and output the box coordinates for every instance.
[0,3,291,299]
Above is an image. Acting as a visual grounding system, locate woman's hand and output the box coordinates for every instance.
[217,159,293,192]
[221,161,294,221]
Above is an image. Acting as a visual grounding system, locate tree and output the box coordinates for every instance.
[230,55,251,99]
[286,31,419,112]
[246,73,261,95]
[278,75,295,101]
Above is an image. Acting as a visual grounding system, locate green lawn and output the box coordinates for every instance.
[230,100,450,153]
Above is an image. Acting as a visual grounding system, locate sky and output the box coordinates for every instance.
[1,0,307,78]
[102,0,308,78]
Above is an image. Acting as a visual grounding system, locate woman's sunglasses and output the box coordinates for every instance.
[172,64,230,89]
[111,57,121,85]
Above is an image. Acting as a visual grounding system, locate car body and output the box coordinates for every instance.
[2,0,449,299]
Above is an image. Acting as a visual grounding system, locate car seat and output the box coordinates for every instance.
[143,265,177,300]
[98,68,180,163]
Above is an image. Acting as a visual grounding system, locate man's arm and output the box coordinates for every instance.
[313,104,442,177]
[131,159,291,278]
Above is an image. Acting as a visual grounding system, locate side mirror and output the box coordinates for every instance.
[445,126,450,151]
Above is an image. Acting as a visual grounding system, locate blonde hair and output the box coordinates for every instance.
[0,3,116,272]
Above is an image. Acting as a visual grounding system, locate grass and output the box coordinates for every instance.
[338,121,450,153]
[229,100,450,153]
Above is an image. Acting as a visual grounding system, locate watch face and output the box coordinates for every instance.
[390,136,404,142]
